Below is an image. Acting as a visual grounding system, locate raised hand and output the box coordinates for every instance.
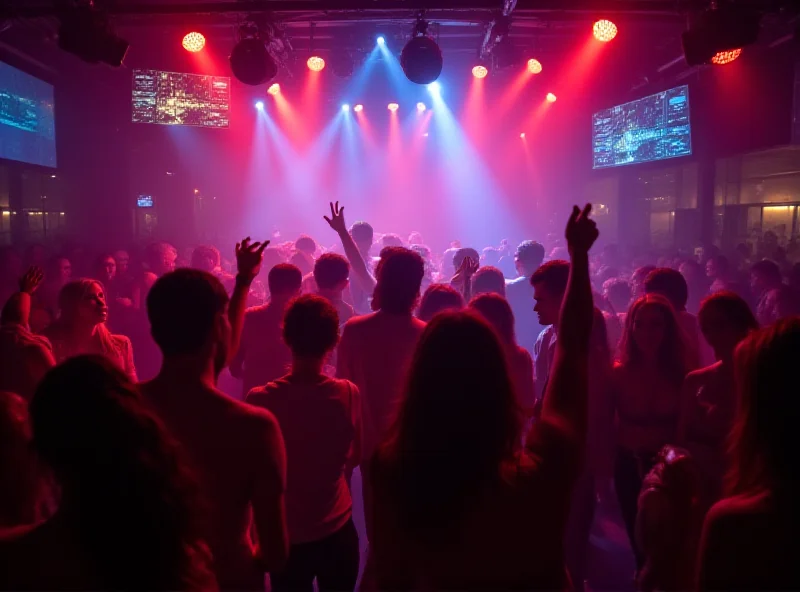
[235,237,269,282]
[565,204,599,255]
[323,201,348,235]
[19,266,44,294]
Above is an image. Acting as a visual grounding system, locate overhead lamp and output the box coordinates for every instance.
[681,4,760,66]
[230,22,277,86]
[401,14,443,85]
[182,32,206,53]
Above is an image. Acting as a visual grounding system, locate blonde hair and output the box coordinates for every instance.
[54,279,118,357]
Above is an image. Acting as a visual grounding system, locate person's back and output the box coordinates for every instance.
[506,241,545,354]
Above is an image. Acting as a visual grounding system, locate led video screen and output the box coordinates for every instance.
[592,85,692,169]
[0,61,57,168]
[132,69,230,128]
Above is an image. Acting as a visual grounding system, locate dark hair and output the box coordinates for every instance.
[268,263,303,297]
[283,294,340,358]
[30,356,213,589]
[469,293,516,345]
[350,221,374,247]
[374,247,425,315]
[190,246,220,271]
[530,259,569,295]
[750,259,782,285]
[294,235,317,255]
[603,277,632,313]
[376,311,521,541]
[471,266,506,297]
[708,254,730,275]
[453,248,480,271]
[644,268,689,312]
[632,265,657,285]
[289,251,313,277]
[727,318,800,495]
[313,253,350,291]
[417,284,464,322]
[515,240,545,270]
[382,233,403,248]
[698,291,758,338]
[619,294,688,388]
[147,269,229,357]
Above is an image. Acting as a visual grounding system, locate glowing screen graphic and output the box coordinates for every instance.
[132,69,230,128]
[592,85,691,169]
[0,61,56,167]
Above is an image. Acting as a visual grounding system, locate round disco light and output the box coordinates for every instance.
[230,37,277,86]
[710,48,742,65]
[472,65,488,79]
[353,104,364,112]
[182,32,206,53]
[593,19,618,42]
[401,36,443,85]
[307,56,325,72]
[267,83,280,96]
[527,58,542,74]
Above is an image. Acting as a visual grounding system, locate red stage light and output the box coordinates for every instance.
[354,104,364,112]
[182,32,206,52]
[520,132,526,139]
[527,59,542,74]
[388,103,399,112]
[593,20,618,42]
[710,48,742,65]
[472,65,488,79]
[307,56,325,72]
[546,92,557,103]
[267,83,280,96]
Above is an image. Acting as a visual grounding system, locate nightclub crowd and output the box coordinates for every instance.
[0,200,798,591]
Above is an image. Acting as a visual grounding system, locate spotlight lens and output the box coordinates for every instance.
[182,32,206,53]
[307,56,325,72]
[416,102,426,112]
[520,132,526,138]
[255,101,265,110]
[527,59,543,74]
[354,104,364,112]
[342,104,350,112]
[710,48,742,65]
[388,103,399,112]
[267,83,280,96]
[593,19,618,42]
[546,92,557,103]
[377,36,386,45]
[427,81,441,93]
[472,65,488,79]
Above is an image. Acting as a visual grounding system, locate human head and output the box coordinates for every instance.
[469,293,516,345]
[705,255,730,280]
[48,256,72,286]
[144,242,178,277]
[96,255,117,284]
[408,231,424,245]
[147,269,230,376]
[515,240,545,277]
[58,279,108,327]
[631,265,656,300]
[471,266,506,297]
[728,317,800,495]
[644,268,689,312]
[283,294,339,359]
[190,245,220,273]
[698,291,758,362]
[381,233,404,248]
[452,248,480,273]
[481,247,500,267]
[313,253,350,294]
[268,263,303,300]
[749,259,782,296]
[289,251,313,277]
[294,235,317,257]
[531,260,569,326]
[350,221,374,254]
[603,277,632,314]
[620,294,687,386]
[374,247,425,315]
[417,284,464,322]
[113,250,130,275]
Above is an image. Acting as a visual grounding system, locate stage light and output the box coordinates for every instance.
[342,104,350,112]
[388,103,399,112]
[401,17,443,85]
[377,36,386,45]
[520,132,526,139]
[423,132,429,137]
[593,20,618,42]
[427,81,441,93]
[416,102,426,112]
[307,56,325,72]
[182,32,206,53]
[230,23,277,86]
[710,48,742,65]
[267,83,280,96]
[255,101,265,110]
[354,104,364,112]
[472,65,488,79]
[681,5,759,66]
[527,58,542,74]
[546,92,557,103]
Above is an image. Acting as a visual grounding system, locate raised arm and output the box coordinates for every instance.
[1,267,44,328]
[229,237,268,363]
[324,202,376,295]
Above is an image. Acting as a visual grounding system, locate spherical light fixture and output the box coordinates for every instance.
[710,48,742,65]
[593,19,618,42]
[388,103,399,112]
[307,56,325,72]
[230,36,277,86]
[472,65,488,79]
[416,102,426,112]
[267,83,280,96]
[527,58,543,74]
[353,104,364,113]
[546,92,557,103]
[401,18,443,86]
[182,32,206,53]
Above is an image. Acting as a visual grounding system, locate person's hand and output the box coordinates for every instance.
[235,237,269,282]
[565,204,599,255]
[323,201,348,235]
[19,266,44,295]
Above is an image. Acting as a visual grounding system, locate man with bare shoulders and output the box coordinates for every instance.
[140,238,289,591]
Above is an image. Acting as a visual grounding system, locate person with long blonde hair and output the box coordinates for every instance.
[43,279,136,381]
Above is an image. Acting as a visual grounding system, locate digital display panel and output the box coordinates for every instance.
[592,85,691,169]
[137,195,154,208]
[0,61,56,167]
[132,69,230,128]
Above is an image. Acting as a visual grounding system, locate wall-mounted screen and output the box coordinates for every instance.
[0,61,57,168]
[592,85,691,169]
[132,69,230,128]
[137,195,154,208]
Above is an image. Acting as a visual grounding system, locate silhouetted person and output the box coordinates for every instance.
[313,253,355,325]
[506,240,545,354]
[416,283,464,322]
[0,356,216,590]
[531,260,569,403]
[750,259,798,326]
[471,265,506,297]
[248,295,361,592]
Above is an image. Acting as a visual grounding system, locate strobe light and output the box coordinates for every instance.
[401,16,443,85]
[681,4,760,66]
[56,1,129,67]
[230,23,277,86]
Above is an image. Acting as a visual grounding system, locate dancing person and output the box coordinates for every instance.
[313,253,355,325]
[247,295,361,592]
[505,240,546,354]
[602,277,632,353]
[532,259,569,404]
[132,241,177,309]
[678,260,708,315]
[324,204,376,315]
[631,265,656,301]
[366,204,598,590]
[697,318,800,590]
[416,283,464,322]
[678,291,758,506]
[32,256,72,327]
[0,356,216,590]
[471,265,506,297]
[231,264,302,397]
[612,294,690,569]
[141,237,289,590]
[750,259,797,326]
[43,279,136,382]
